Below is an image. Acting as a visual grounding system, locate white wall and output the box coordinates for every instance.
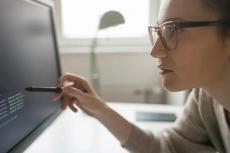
[59,50,186,105]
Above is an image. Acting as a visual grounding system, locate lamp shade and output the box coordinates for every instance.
[98,10,125,30]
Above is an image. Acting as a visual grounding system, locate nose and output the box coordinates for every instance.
[150,37,168,59]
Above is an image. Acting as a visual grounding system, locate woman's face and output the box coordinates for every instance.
[151,0,230,91]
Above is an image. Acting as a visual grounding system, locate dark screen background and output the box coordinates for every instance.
[0,0,61,152]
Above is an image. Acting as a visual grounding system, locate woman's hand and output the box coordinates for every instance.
[52,73,132,145]
[51,73,107,117]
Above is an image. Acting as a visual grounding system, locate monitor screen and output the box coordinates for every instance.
[0,0,62,152]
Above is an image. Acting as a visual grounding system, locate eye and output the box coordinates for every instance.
[168,24,176,32]
[162,24,176,39]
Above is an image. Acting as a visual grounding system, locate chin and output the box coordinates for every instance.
[161,80,191,92]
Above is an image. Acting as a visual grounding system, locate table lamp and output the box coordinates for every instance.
[90,10,125,95]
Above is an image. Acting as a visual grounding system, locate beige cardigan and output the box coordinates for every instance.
[122,88,230,153]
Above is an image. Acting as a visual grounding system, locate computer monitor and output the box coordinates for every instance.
[0,0,62,152]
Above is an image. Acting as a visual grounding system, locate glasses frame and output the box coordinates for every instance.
[148,20,230,50]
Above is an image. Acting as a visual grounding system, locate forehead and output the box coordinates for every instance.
[158,0,218,24]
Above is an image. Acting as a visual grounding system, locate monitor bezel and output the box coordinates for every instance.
[6,0,63,152]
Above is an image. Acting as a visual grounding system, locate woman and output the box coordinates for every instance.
[52,0,230,152]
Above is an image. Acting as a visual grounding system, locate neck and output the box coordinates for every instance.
[202,69,230,112]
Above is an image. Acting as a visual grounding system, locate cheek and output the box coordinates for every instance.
[175,33,226,87]
[198,47,227,84]
[174,52,202,85]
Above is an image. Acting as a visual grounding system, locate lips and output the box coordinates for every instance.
[157,65,173,75]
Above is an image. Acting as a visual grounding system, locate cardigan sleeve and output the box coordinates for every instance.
[121,88,217,153]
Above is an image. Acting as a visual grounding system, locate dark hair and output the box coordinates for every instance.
[201,0,230,38]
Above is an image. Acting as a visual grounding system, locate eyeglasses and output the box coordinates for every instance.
[148,20,230,50]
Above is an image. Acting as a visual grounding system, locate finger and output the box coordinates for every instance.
[74,100,85,111]
[58,73,93,93]
[61,102,67,110]
[63,86,84,98]
[58,73,84,86]
[51,93,62,101]
[61,96,72,110]
[68,98,78,112]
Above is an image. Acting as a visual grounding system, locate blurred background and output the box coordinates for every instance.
[51,0,188,105]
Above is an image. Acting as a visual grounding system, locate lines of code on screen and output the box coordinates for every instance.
[0,92,25,128]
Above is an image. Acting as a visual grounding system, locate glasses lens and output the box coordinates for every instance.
[148,26,156,45]
[161,24,177,50]
[148,26,158,45]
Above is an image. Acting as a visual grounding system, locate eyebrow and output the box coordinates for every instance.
[157,17,185,25]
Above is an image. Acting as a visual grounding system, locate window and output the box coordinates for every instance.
[61,0,150,39]
[54,0,160,51]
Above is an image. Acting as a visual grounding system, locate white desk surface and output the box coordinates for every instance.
[23,103,183,153]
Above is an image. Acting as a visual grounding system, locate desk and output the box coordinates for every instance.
[23,103,183,153]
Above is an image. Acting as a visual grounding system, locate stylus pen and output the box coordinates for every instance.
[25,86,87,93]
[25,86,63,93]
